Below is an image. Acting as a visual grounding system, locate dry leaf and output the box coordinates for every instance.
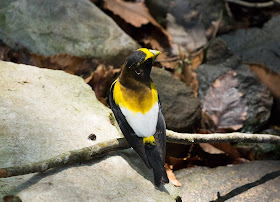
[210,143,240,159]
[199,143,225,154]
[249,63,280,99]
[104,0,149,27]
[88,65,120,105]
[202,71,248,132]
[166,13,207,53]
[0,42,98,79]
[156,53,179,69]
[180,48,202,96]
[165,164,182,187]
[190,50,204,71]
[0,45,10,60]
[30,53,96,79]
[103,0,172,45]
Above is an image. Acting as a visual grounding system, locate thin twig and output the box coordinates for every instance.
[226,0,277,8]
[1,130,280,178]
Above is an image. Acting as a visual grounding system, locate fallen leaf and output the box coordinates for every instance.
[31,54,95,78]
[210,142,240,159]
[199,143,225,154]
[88,65,120,105]
[104,0,149,27]
[156,53,179,69]
[202,71,248,132]
[0,41,99,79]
[0,45,10,61]
[165,164,182,187]
[179,48,201,96]
[232,158,250,164]
[103,0,172,46]
[248,63,280,99]
[189,50,204,71]
[166,13,207,53]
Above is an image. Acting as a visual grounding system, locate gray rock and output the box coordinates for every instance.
[196,39,273,133]
[175,160,280,202]
[0,0,139,64]
[0,61,180,201]
[169,0,226,29]
[151,67,201,132]
[221,15,280,74]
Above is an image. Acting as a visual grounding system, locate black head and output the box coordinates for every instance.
[120,48,161,83]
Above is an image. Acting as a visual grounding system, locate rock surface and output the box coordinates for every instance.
[221,15,280,74]
[196,39,273,133]
[175,160,280,202]
[0,0,139,64]
[151,67,201,132]
[1,61,279,201]
[0,61,180,201]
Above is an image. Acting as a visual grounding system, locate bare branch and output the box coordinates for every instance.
[226,0,278,8]
[0,138,130,178]
[1,130,279,178]
[166,130,280,144]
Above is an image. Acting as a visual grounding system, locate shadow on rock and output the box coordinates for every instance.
[211,170,280,202]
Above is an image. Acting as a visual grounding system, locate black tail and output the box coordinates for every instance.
[145,144,169,187]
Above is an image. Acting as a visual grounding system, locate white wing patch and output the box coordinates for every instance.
[120,102,159,137]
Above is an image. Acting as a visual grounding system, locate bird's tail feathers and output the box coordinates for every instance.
[144,143,169,187]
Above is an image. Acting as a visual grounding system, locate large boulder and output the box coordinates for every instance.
[151,67,201,132]
[221,15,280,74]
[0,0,139,64]
[196,39,273,133]
[0,61,180,201]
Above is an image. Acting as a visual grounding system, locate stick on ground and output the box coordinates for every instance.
[1,130,280,178]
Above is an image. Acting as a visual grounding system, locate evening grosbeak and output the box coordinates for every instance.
[109,48,169,187]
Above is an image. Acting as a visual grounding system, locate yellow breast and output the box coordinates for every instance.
[113,80,158,114]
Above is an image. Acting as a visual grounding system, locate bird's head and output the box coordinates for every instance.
[120,48,161,83]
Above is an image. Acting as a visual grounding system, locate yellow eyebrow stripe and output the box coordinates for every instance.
[113,80,158,114]
[137,48,154,61]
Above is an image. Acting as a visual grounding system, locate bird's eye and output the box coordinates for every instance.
[135,69,141,75]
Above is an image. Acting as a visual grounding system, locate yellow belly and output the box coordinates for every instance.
[113,80,158,114]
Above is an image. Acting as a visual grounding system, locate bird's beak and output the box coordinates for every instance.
[149,49,161,57]
[149,49,161,61]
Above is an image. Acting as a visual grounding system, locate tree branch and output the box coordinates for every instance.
[1,130,279,178]
[225,0,279,8]
[0,138,130,178]
[166,130,280,144]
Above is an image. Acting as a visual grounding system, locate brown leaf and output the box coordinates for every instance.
[165,164,182,187]
[190,50,204,71]
[104,0,149,27]
[210,143,240,159]
[202,71,248,132]
[0,45,10,61]
[30,54,95,78]
[88,65,120,105]
[0,42,99,78]
[180,49,202,96]
[3,195,19,202]
[249,63,280,99]
[103,0,172,45]
[156,53,179,69]
[199,143,224,154]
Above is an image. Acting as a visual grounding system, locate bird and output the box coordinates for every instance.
[109,48,169,187]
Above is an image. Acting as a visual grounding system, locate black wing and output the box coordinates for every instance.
[153,99,166,163]
[153,99,169,184]
[109,82,151,168]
